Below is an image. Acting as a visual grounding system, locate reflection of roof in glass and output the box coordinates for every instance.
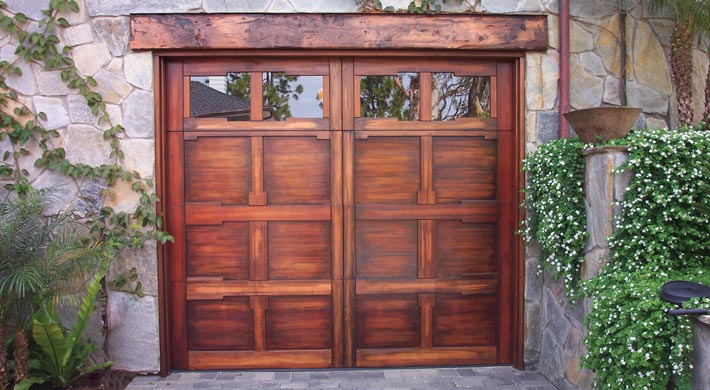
[190,81,250,118]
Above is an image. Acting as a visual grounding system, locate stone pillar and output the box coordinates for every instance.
[693,315,710,389]
[538,146,630,390]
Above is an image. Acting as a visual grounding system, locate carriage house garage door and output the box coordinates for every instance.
[162,56,520,370]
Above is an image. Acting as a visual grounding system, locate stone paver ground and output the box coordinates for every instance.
[125,366,557,389]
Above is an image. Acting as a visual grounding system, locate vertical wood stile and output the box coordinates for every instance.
[490,76,498,118]
[183,76,191,119]
[419,72,432,122]
[249,137,267,205]
[250,71,263,121]
[418,294,435,349]
[342,59,355,367]
[417,220,436,279]
[250,296,268,352]
[249,221,269,281]
[330,58,344,367]
[417,136,435,205]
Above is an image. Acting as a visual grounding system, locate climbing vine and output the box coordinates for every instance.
[0,0,172,251]
[521,136,588,296]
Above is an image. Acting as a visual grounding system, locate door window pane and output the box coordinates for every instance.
[432,73,491,121]
[360,73,420,121]
[263,73,324,121]
[189,73,251,120]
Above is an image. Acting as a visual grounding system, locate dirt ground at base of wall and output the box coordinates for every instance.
[66,369,136,390]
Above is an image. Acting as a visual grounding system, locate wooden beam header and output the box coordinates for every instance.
[130,13,548,51]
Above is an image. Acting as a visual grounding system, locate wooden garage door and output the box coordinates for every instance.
[164,57,516,369]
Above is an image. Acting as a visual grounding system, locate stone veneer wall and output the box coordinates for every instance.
[693,315,710,388]
[1,0,709,375]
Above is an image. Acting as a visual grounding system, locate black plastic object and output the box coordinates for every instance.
[660,281,710,305]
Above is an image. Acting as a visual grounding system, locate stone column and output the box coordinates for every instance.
[693,315,710,388]
[538,146,630,390]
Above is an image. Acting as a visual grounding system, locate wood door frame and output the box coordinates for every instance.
[153,51,526,375]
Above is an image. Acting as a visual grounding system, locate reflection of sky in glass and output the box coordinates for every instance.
[285,76,323,118]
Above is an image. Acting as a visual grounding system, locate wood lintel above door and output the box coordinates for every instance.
[130,13,548,51]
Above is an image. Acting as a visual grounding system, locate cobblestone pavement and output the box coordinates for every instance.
[125,366,557,389]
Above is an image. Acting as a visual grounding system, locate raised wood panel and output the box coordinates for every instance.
[268,222,331,280]
[186,223,249,279]
[187,299,254,351]
[266,296,332,350]
[185,137,250,204]
[264,137,330,205]
[436,221,497,278]
[188,350,332,369]
[356,221,417,280]
[433,137,497,202]
[432,295,497,347]
[355,137,420,204]
[355,294,420,349]
[355,346,497,367]
[132,14,549,51]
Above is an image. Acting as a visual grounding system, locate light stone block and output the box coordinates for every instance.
[104,179,141,214]
[6,0,46,21]
[36,69,72,96]
[106,292,159,373]
[570,0,617,19]
[122,90,155,138]
[92,17,130,56]
[93,69,132,104]
[603,76,621,106]
[481,0,521,13]
[121,139,155,178]
[267,0,297,12]
[692,49,709,125]
[109,241,158,297]
[632,21,672,95]
[62,24,94,47]
[87,0,201,16]
[107,58,124,75]
[288,0,358,12]
[72,42,112,77]
[627,80,669,115]
[569,20,594,53]
[124,52,153,90]
[579,51,606,77]
[203,0,271,12]
[569,56,603,109]
[526,51,559,111]
[29,170,79,214]
[0,45,37,95]
[692,316,710,389]
[33,96,69,130]
[67,94,95,124]
[64,124,113,166]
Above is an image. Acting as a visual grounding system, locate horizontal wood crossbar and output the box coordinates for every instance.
[186,204,331,224]
[356,201,498,222]
[187,279,332,300]
[130,14,548,51]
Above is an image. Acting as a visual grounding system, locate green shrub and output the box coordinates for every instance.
[581,127,710,389]
[522,136,587,295]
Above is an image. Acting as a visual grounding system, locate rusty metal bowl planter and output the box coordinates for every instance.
[563,106,642,144]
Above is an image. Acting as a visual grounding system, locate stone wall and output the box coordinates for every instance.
[535,147,630,389]
[1,0,709,374]
[693,315,710,388]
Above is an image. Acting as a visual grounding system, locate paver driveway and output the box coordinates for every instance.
[125,366,557,389]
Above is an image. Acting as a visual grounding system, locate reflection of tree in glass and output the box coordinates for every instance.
[432,73,490,121]
[360,74,420,121]
[225,72,251,102]
[263,72,304,120]
[224,72,305,120]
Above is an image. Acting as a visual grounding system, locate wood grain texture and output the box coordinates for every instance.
[355,279,497,295]
[264,137,331,205]
[356,221,418,280]
[189,350,332,369]
[356,294,420,349]
[268,222,331,280]
[432,294,497,347]
[355,346,496,367]
[186,204,331,225]
[184,137,251,204]
[187,279,332,300]
[266,296,332,350]
[186,223,249,279]
[188,298,254,351]
[131,14,548,51]
[355,202,498,222]
[249,222,268,281]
